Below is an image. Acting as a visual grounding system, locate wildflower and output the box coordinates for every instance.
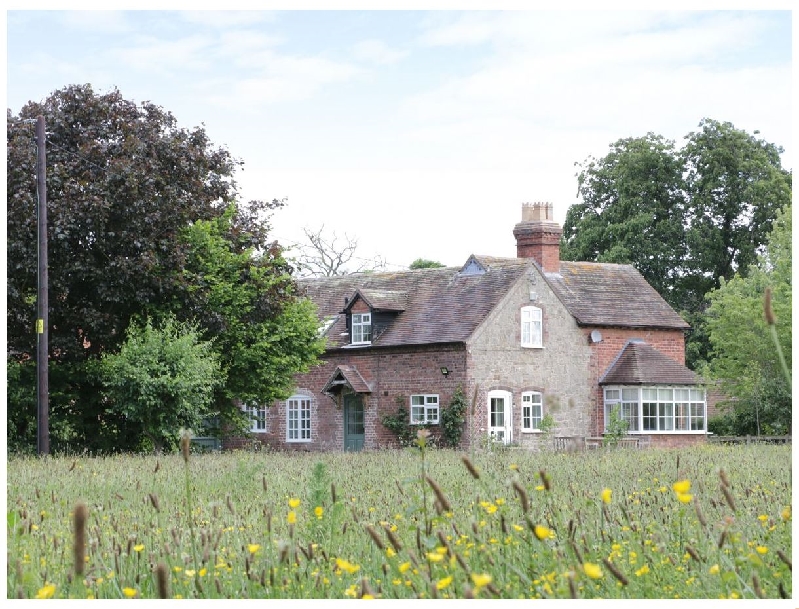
[535,485,545,491]
[133,544,145,553]
[287,511,297,524]
[471,572,492,591]
[437,576,453,590]
[755,546,768,555]
[386,547,396,558]
[362,594,375,599]
[248,544,261,554]
[314,506,324,519]
[184,569,196,577]
[676,492,693,504]
[335,558,360,574]
[122,587,137,598]
[35,584,56,599]
[426,552,445,563]
[757,514,768,523]
[398,562,411,573]
[601,488,612,504]
[583,562,603,580]
[198,568,207,577]
[709,564,720,575]
[509,463,519,471]
[635,565,650,577]
[288,498,301,509]
[781,506,791,521]
[534,525,552,541]
[672,480,691,494]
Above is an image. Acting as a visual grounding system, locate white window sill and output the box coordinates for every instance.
[521,429,543,434]
[286,438,312,443]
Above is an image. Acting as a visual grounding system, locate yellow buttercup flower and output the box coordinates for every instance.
[426,552,444,562]
[635,565,650,577]
[676,492,693,504]
[601,488,612,504]
[781,506,791,521]
[133,544,145,553]
[248,544,261,554]
[437,576,453,590]
[398,562,411,573]
[709,564,720,575]
[314,506,324,518]
[288,497,301,509]
[534,525,552,541]
[122,587,137,598]
[471,573,492,589]
[335,558,360,574]
[287,511,297,524]
[582,562,603,580]
[35,584,56,599]
[672,480,691,494]
[755,546,768,555]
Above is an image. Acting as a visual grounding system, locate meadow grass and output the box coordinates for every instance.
[5,441,792,599]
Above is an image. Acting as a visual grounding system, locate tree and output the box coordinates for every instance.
[178,205,326,433]
[101,316,222,453]
[562,133,688,308]
[562,120,791,369]
[409,258,446,269]
[704,204,791,435]
[291,224,386,277]
[6,85,321,452]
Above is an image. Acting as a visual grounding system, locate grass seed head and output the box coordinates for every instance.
[72,502,88,576]
[461,456,480,479]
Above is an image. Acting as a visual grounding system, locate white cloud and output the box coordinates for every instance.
[352,39,409,64]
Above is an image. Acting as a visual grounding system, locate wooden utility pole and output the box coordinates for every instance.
[36,114,49,456]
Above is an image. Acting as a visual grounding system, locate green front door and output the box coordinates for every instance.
[343,393,365,451]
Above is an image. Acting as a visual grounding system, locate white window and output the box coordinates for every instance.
[410,395,439,425]
[604,386,706,433]
[352,313,372,344]
[521,392,543,432]
[287,396,312,442]
[521,306,542,348]
[243,403,267,433]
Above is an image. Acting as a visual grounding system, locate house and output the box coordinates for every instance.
[224,202,709,452]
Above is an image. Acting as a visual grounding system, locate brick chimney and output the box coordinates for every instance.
[513,202,563,273]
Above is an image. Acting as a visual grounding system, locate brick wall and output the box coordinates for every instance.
[225,343,468,451]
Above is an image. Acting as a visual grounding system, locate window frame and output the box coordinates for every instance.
[410,394,440,425]
[521,391,544,432]
[243,403,268,433]
[520,306,543,349]
[604,386,706,434]
[351,312,372,345]
[286,395,312,442]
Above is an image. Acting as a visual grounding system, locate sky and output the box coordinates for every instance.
[4,6,794,272]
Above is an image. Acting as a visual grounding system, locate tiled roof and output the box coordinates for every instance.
[299,255,689,350]
[300,256,531,349]
[322,365,372,394]
[545,262,690,330]
[600,340,698,385]
[346,288,408,312]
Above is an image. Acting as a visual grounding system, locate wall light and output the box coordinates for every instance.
[440,367,449,378]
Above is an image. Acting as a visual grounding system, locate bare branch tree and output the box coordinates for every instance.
[291,224,386,277]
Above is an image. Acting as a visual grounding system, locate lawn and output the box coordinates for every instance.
[5,439,792,599]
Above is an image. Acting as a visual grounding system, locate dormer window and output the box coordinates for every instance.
[352,312,372,344]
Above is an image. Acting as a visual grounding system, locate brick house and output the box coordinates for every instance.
[225,202,709,452]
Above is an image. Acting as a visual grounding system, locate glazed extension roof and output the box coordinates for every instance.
[300,255,689,350]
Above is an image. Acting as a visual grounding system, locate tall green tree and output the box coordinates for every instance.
[561,119,791,369]
[704,204,791,435]
[6,85,321,452]
[178,206,326,433]
[562,133,688,308]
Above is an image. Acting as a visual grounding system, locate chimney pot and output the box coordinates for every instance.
[514,202,562,273]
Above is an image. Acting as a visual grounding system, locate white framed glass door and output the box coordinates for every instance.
[487,390,513,444]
